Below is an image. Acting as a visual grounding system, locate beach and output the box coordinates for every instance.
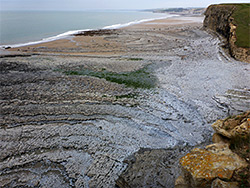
[1,15,250,187]
[4,16,203,55]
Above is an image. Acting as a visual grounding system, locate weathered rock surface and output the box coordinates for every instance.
[212,111,250,139]
[204,4,250,63]
[211,178,239,188]
[176,112,250,188]
[116,147,193,188]
[179,143,247,187]
[212,133,230,144]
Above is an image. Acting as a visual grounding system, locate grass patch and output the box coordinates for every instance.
[60,66,156,89]
[231,4,250,48]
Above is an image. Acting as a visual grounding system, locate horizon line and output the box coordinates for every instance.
[0,7,206,12]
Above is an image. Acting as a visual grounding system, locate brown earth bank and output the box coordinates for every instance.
[0,15,250,187]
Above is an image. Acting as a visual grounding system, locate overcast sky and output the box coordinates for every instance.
[0,0,249,10]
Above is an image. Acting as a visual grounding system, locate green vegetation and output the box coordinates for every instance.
[115,93,137,99]
[231,4,250,48]
[60,66,156,89]
[127,58,143,61]
[118,57,144,61]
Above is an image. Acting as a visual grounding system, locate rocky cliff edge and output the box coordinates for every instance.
[204,4,250,63]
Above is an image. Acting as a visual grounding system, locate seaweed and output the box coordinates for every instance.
[58,66,157,89]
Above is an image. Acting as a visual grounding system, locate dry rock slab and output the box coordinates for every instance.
[179,143,248,188]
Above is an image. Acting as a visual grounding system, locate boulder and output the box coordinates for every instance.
[211,111,250,139]
[179,143,247,188]
[116,147,190,188]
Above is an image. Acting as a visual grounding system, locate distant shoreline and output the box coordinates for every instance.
[0,11,176,49]
[1,15,206,57]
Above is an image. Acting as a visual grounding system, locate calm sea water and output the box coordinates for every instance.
[0,11,169,46]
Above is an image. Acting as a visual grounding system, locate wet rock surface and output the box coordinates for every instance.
[1,20,250,187]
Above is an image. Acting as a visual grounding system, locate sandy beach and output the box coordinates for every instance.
[1,15,249,187]
[5,16,204,55]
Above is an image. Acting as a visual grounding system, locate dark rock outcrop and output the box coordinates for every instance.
[116,147,193,188]
[204,4,250,63]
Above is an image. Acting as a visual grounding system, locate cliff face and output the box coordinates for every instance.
[204,4,250,63]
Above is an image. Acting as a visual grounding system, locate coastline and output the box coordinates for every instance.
[0,13,179,50]
[2,15,204,56]
[1,13,249,188]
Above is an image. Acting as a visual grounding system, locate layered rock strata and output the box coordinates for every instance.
[1,17,250,187]
[204,4,250,63]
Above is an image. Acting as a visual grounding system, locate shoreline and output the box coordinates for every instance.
[1,15,204,56]
[1,12,248,188]
[0,13,179,50]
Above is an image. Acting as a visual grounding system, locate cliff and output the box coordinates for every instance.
[204,4,250,63]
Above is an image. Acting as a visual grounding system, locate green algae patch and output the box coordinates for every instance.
[59,66,157,89]
[127,58,143,61]
[115,93,137,99]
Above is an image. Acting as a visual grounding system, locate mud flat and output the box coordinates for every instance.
[0,16,250,187]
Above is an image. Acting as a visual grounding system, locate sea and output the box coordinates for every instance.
[0,11,175,48]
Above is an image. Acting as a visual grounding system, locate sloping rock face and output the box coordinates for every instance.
[204,4,250,63]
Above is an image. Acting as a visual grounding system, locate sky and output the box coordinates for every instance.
[0,0,249,11]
